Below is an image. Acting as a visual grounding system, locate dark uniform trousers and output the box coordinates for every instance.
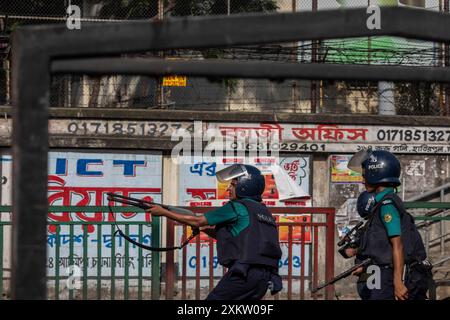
[209,199,283,300]
[357,264,430,300]
[206,264,272,300]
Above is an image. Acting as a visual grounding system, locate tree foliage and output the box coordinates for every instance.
[169,0,278,17]
[395,82,440,116]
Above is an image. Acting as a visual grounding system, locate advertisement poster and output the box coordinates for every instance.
[178,156,312,277]
[331,155,363,183]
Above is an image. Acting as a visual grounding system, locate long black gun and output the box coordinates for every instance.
[311,258,372,294]
[107,192,200,251]
[107,192,196,216]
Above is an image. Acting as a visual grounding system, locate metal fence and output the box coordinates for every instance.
[164,207,336,300]
[1,204,448,300]
[1,1,450,115]
[0,205,335,300]
[0,207,161,300]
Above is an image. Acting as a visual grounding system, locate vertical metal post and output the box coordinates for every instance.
[124,224,129,300]
[445,0,450,115]
[11,32,49,300]
[83,224,88,300]
[155,0,165,108]
[367,0,372,113]
[151,216,161,300]
[325,209,335,300]
[312,227,318,300]
[287,225,293,300]
[209,237,214,293]
[300,224,306,300]
[111,224,116,299]
[438,0,445,114]
[195,233,200,300]
[310,0,318,113]
[69,224,74,300]
[165,219,175,299]
[378,0,396,116]
[292,0,298,112]
[0,222,3,299]
[181,226,187,300]
[440,190,445,255]
[55,225,60,300]
[137,224,143,300]
[96,223,102,299]
[151,5,164,300]
[227,0,232,111]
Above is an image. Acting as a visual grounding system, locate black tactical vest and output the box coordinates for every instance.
[354,223,369,264]
[360,193,426,265]
[215,199,282,268]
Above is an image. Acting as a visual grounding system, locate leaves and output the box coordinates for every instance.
[170,0,278,16]
[96,0,158,19]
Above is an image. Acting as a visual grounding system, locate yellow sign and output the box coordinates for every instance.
[163,75,187,87]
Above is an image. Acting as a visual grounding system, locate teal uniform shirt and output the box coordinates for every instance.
[375,187,401,237]
[204,199,256,237]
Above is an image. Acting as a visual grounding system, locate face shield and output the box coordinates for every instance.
[215,164,248,183]
[347,149,371,174]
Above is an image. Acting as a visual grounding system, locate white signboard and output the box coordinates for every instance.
[46,151,162,278]
[0,151,163,279]
[207,123,450,154]
[1,119,449,154]
[0,119,196,139]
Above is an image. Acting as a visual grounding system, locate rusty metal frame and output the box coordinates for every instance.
[11,6,450,299]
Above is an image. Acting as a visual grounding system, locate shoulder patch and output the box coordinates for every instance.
[384,213,393,223]
[256,213,277,226]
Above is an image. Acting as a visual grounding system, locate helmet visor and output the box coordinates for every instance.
[347,150,371,174]
[216,164,248,183]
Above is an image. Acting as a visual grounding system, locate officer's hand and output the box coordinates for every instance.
[146,204,169,217]
[345,248,357,258]
[394,281,409,300]
[351,267,364,276]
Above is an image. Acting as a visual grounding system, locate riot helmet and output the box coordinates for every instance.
[356,191,376,219]
[348,149,401,187]
[216,164,265,201]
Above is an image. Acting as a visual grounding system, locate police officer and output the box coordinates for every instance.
[146,164,283,300]
[344,191,376,300]
[347,150,431,300]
